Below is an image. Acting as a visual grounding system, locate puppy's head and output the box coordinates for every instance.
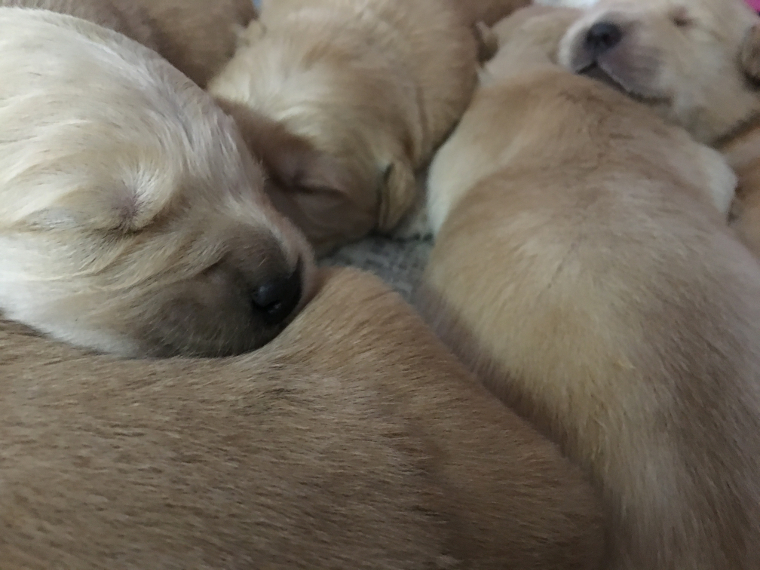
[482,6,583,80]
[559,0,760,143]
[210,19,421,254]
[0,9,315,357]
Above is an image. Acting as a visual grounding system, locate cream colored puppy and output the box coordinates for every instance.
[421,8,760,570]
[210,0,531,254]
[558,0,760,255]
[0,8,314,357]
[0,0,257,86]
[0,268,605,570]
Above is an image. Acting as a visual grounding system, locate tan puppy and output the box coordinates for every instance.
[0,8,314,357]
[0,268,605,570]
[209,0,531,254]
[420,7,760,570]
[558,0,760,255]
[0,0,256,86]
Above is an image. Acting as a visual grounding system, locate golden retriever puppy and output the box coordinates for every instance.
[209,0,531,254]
[558,0,760,255]
[420,8,760,570]
[0,0,256,87]
[0,8,314,357]
[0,268,605,570]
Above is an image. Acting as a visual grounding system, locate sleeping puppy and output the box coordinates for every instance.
[420,7,760,570]
[209,0,531,254]
[558,0,760,255]
[0,8,314,357]
[0,0,256,87]
[0,268,605,570]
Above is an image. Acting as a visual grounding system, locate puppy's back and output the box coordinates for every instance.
[0,0,157,49]
[422,59,760,569]
[0,269,605,569]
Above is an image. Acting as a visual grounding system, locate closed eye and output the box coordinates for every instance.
[671,7,694,28]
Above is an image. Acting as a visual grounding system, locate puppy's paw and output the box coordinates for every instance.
[390,205,433,241]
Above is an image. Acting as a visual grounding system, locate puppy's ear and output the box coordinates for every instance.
[377,158,418,234]
[474,21,499,63]
[740,23,760,84]
[236,19,266,49]
[216,97,376,254]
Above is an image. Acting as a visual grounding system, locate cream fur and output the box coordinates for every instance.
[0,8,314,357]
[421,8,760,570]
[0,0,257,86]
[210,0,528,254]
[558,0,760,256]
[559,0,760,145]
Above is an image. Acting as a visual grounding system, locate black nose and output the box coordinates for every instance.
[251,263,302,325]
[585,22,623,57]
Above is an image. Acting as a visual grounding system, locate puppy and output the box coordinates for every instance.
[0,268,605,570]
[420,7,760,570]
[209,0,531,254]
[0,8,314,358]
[0,0,256,86]
[558,0,760,255]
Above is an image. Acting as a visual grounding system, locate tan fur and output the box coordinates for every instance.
[420,8,760,569]
[558,0,760,256]
[0,0,256,86]
[0,268,605,570]
[210,0,532,254]
[135,0,257,87]
[0,8,314,357]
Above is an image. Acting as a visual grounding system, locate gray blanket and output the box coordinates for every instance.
[322,237,432,302]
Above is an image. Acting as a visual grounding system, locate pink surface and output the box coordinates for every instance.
[748,0,760,11]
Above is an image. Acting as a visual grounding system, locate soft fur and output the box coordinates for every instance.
[0,8,314,357]
[0,0,256,86]
[209,0,532,254]
[134,0,257,87]
[0,268,605,570]
[420,8,760,570]
[558,0,760,255]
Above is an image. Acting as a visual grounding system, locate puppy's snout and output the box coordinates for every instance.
[250,262,303,325]
[585,22,623,57]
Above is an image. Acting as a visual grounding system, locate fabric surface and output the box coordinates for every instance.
[322,237,433,302]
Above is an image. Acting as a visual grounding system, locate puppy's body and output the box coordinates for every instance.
[0,0,256,86]
[211,0,531,253]
[136,0,256,87]
[0,8,313,357]
[0,269,604,570]
[421,9,760,569]
[559,0,760,256]
[0,0,157,47]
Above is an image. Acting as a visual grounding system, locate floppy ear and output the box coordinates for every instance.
[236,19,266,49]
[740,22,760,84]
[215,97,376,254]
[474,21,499,63]
[376,157,418,234]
